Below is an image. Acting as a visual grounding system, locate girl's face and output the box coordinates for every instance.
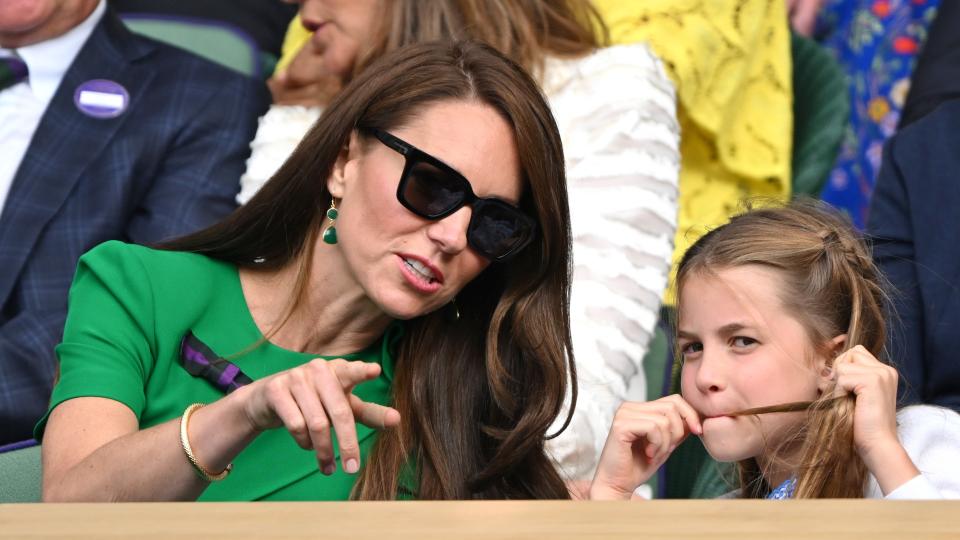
[678,265,831,465]
[325,99,523,321]
[297,0,383,79]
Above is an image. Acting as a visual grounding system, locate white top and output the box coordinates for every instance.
[237,104,322,205]
[238,43,681,481]
[0,0,105,217]
[540,44,679,480]
[720,405,960,499]
[864,405,960,499]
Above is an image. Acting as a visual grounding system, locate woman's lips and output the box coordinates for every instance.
[300,18,325,32]
[397,255,443,294]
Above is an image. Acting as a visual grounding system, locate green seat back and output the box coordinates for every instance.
[664,435,735,499]
[643,324,670,403]
[639,322,671,497]
[121,15,265,78]
[0,445,42,503]
[791,33,850,196]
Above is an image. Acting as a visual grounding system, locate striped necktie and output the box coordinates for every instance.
[0,56,28,91]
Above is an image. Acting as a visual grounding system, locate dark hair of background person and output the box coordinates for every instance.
[349,0,607,81]
[160,40,575,500]
[675,199,892,498]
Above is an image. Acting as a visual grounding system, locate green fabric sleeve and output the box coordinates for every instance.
[34,241,159,439]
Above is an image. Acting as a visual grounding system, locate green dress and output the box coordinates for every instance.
[34,241,401,501]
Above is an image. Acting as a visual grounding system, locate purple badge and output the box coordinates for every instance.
[74,79,129,118]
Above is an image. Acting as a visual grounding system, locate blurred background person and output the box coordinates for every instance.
[811,0,940,228]
[0,0,266,446]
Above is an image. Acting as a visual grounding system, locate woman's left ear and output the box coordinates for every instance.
[816,334,848,392]
[327,131,361,198]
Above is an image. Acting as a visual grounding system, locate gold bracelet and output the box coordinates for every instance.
[179,402,232,482]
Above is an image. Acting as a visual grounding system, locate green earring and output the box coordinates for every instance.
[322,199,339,245]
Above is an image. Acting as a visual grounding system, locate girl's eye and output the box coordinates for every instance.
[731,336,758,348]
[681,342,704,356]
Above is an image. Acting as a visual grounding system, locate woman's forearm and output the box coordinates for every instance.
[43,389,259,502]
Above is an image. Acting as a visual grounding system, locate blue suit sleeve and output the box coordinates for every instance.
[867,136,925,405]
[0,311,65,443]
[125,74,269,244]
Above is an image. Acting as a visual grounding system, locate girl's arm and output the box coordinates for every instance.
[834,346,922,496]
[871,405,960,499]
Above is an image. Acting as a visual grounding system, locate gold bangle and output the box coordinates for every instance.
[179,402,232,482]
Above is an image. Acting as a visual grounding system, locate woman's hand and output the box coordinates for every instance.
[589,395,702,500]
[267,41,342,106]
[236,358,401,475]
[834,345,919,494]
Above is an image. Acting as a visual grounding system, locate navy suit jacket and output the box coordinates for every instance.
[0,10,268,443]
[868,99,960,412]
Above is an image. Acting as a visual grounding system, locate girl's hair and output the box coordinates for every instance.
[160,40,574,500]
[675,199,891,498]
[351,0,606,80]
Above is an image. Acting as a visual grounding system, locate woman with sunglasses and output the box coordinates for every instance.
[242,0,681,484]
[37,40,575,501]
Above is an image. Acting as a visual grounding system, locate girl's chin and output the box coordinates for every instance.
[700,420,755,462]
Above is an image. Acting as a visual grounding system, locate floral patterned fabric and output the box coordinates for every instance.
[767,477,798,500]
[817,0,939,228]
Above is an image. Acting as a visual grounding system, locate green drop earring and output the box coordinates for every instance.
[322,199,339,245]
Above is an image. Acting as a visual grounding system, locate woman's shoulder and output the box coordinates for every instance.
[541,44,679,154]
[79,241,235,290]
[543,43,674,97]
[555,42,666,72]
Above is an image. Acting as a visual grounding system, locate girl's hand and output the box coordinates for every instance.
[236,358,401,476]
[834,345,900,455]
[834,345,919,494]
[589,395,702,500]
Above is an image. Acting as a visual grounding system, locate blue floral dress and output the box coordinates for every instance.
[816,0,939,228]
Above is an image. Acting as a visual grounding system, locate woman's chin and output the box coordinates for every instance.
[378,297,444,321]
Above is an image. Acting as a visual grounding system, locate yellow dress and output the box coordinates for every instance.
[593,0,793,300]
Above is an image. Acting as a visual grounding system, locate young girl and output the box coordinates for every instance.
[589,201,960,499]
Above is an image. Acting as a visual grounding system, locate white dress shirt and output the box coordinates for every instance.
[0,0,105,217]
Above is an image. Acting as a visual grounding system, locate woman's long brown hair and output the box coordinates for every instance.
[161,41,575,500]
[675,199,893,498]
[350,0,606,81]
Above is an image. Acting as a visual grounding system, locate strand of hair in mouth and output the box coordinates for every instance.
[728,396,849,417]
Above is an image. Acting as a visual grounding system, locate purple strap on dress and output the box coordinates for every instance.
[178,332,253,394]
